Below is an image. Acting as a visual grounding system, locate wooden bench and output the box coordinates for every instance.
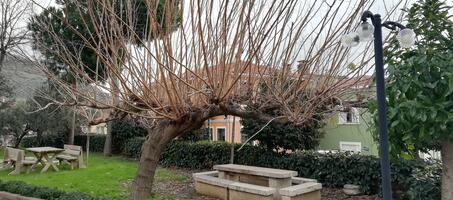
[56,145,84,170]
[3,147,36,175]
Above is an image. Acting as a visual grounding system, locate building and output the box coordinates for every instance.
[206,115,243,143]
[319,108,378,156]
[317,75,379,156]
[85,123,108,135]
[205,108,379,156]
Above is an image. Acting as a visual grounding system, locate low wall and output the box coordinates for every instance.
[0,191,43,200]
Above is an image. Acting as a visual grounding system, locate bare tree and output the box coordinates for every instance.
[29,0,406,199]
[0,0,30,69]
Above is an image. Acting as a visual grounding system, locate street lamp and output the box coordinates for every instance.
[341,11,415,200]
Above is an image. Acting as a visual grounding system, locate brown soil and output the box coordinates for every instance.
[321,188,380,200]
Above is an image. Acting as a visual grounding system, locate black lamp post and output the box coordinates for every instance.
[341,11,415,200]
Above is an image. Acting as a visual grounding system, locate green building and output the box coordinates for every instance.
[318,108,378,156]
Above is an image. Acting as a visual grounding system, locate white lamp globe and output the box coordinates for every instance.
[357,22,374,41]
[396,29,416,48]
[80,125,88,133]
[341,32,360,47]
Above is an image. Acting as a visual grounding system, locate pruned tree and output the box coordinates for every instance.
[0,0,31,69]
[28,0,406,199]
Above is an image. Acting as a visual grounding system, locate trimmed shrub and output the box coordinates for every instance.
[160,141,232,169]
[241,117,324,151]
[177,128,211,142]
[20,134,106,153]
[0,180,100,200]
[20,133,66,148]
[74,135,106,152]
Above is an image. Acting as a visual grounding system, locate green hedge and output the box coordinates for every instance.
[0,180,100,200]
[21,134,66,148]
[20,135,106,153]
[74,135,106,152]
[111,119,147,154]
[123,137,145,159]
[124,138,440,199]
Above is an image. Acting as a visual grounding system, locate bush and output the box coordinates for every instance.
[177,128,211,142]
[74,135,106,152]
[0,180,100,200]
[111,119,147,154]
[123,137,145,158]
[405,160,441,200]
[241,117,324,151]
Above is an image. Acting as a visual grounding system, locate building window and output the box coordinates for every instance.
[217,127,226,141]
[339,141,361,153]
[338,107,360,124]
[240,126,247,143]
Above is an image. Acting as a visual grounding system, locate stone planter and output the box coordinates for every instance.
[193,170,322,200]
[343,184,361,196]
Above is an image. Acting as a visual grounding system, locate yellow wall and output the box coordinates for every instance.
[207,115,242,143]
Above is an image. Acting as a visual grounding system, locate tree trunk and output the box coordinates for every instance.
[0,50,6,72]
[103,121,113,156]
[14,130,29,148]
[131,125,174,200]
[69,109,76,144]
[442,141,453,200]
[104,75,119,156]
[230,116,236,164]
[69,82,77,144]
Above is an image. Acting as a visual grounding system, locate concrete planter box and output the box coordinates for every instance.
[193,169,322,200]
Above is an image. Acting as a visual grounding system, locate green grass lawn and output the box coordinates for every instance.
[0,150,187,200]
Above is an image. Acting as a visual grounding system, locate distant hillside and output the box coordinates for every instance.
[1,57,46,99]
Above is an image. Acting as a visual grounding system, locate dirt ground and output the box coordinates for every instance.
[152,168,380,200]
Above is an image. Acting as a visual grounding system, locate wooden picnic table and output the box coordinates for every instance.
[26,147,64,173]
[213,164,297,189]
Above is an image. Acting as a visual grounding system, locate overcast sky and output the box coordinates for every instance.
[12,0,420,83]
[18,0,438,77]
